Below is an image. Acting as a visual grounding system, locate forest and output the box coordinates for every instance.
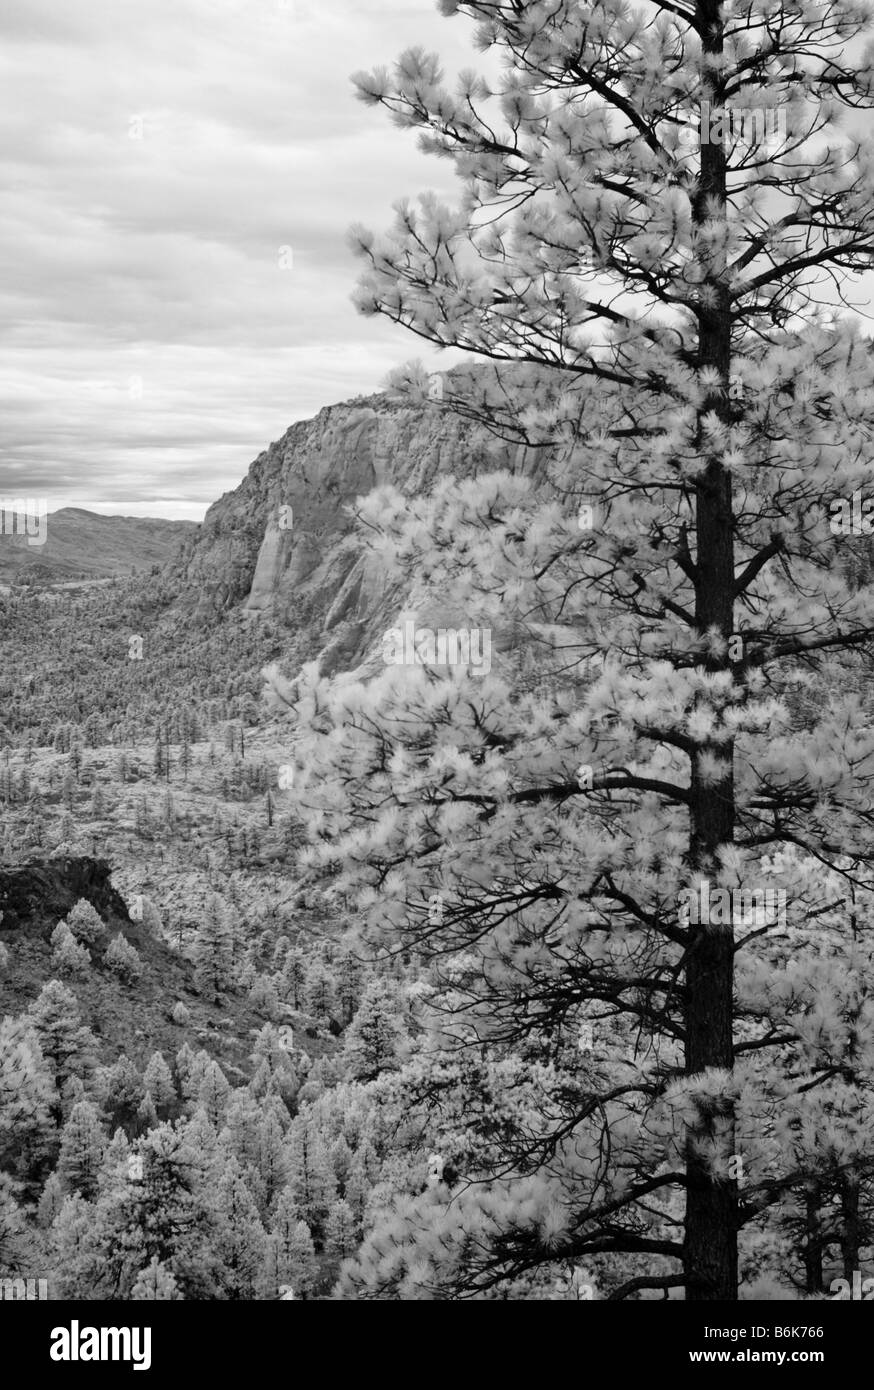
[5,0,874,1305]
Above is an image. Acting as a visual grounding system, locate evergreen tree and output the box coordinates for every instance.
[96,1123,217,1298]
[142,1053,176,1115]
[196,1061,230,1129]
[304,961,336,1022]
[193,895,234,1002]
[275,0,874,1303]
[136,1092,158,1133]
[131,1256,183,1300]
[0,1174,27,1276]
[265,1190,317,1300]
[211,1157,268,1299]
[58,1100,106,1199]
[335,945,364,1026]
[104,933,143,984]
[284,1119,337,1245]
[97,1128,132,1193]
[325,1197,359,1258]
[37,1172,65,1229]
[0,1015,53,1176]
[49,1192,105,1298]
[342,980,406,1082]
[63,898,104,946]
[27,981,97,1127]
[248,974,280,1020]
[95,1056,144,1132]
[50,922,91,977]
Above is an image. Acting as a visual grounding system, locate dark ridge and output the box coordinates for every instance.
[0,856,131,932]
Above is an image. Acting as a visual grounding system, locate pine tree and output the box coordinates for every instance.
[0,1014,53,1176]
[274,0,874,1303]
[265,1190,317,1299]
[329,1135,354,1195]
[142,1052,176,1115]
[211,1157,268,1299]
[342,980,406,1082]
[50,922,91,977]
[304,961,336,1022]
[94,1123,217,1298]
[49,1192,106,1298]
[335,945,364,1025]
[130,1256,183,1300]
[153,732,167,782]
[284,1119,336,1245]
[27,981,97,1127]
[174,1042,197,1099]
[248,974,280,1020]
[193,895,234,1002]
[196,1061,230,1129]
[0,1173,27,1276]
[325,1197,358,1258]
[37,1172,65,1228]
[104,933,143,984]
[136,1092,158,1133]
[95,1056,144,1132]
[63,898,104,946]
[58,1100,106,1199]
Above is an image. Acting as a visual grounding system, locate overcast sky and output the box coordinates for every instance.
[0,0,477,521]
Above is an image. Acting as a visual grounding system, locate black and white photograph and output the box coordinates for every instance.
[3,0,874,1356]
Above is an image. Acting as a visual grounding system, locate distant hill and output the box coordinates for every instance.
[0,507,197,583]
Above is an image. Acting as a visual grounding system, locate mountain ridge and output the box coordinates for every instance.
[0,507,197,584]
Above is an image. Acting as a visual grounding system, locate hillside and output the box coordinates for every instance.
[0,857,283,1082]
[0,507,196,584]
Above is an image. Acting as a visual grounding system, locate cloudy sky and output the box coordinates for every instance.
[0,0,478,520]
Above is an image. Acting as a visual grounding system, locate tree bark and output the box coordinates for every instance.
[803,1182,824,1295]
[683,0,739,1301]
[840,1172,862,1282]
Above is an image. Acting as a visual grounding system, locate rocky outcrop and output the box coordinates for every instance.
[170,382,531,676]
[0,857,131,932]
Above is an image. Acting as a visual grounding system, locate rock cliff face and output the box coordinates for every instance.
[172,384,538,678]
[0,857,132,933]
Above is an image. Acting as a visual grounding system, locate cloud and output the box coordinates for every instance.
[0,0,477,519]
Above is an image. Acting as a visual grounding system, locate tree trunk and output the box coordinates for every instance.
[804,1182,824,1295]
[683,0,738,1301]
[840,1172,862,1282]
